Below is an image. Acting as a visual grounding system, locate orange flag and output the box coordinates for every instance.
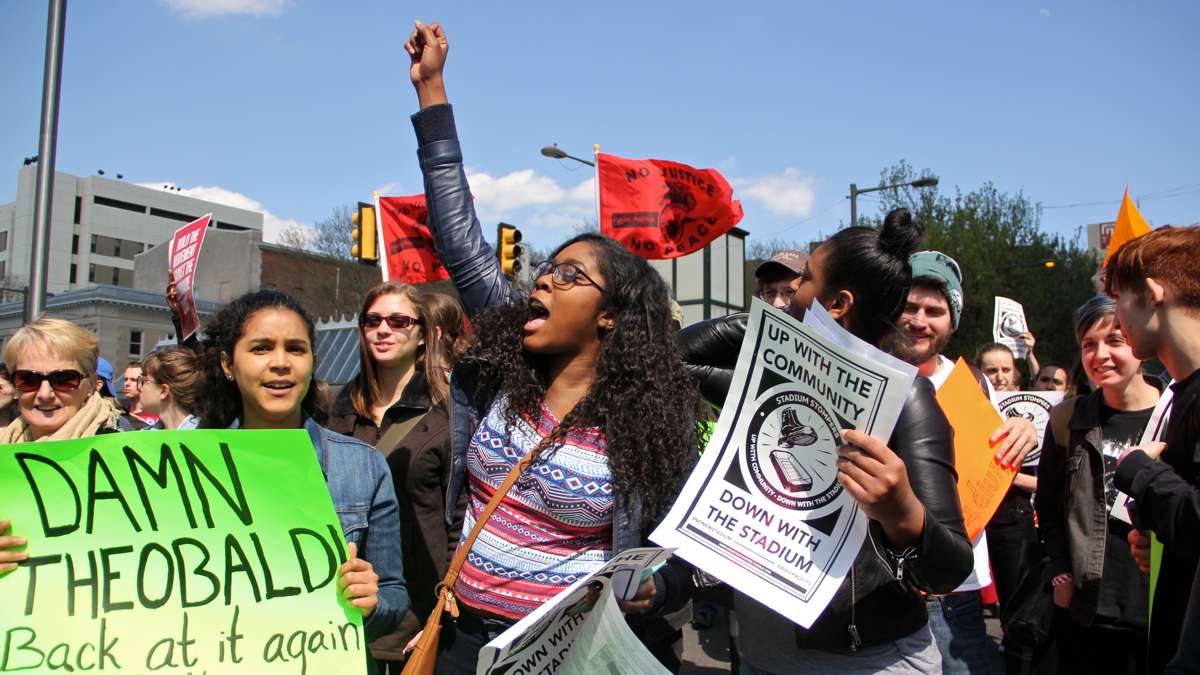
[935,358,1016,541]
[1103,188,1152,266]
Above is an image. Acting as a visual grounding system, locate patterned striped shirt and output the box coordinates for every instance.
[454,395,614,620]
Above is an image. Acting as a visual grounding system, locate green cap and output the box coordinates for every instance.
[909,250,964,330]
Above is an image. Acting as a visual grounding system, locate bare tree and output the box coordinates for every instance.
[746,237,810,261]
[277,205,356,259]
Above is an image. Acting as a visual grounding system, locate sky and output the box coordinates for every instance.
[1,0,1197,252]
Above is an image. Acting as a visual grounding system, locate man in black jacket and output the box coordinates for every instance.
[1106,226,1200,673]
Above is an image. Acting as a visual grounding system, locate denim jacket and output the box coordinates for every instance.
[411,103,695,626]
[229,417,409,639]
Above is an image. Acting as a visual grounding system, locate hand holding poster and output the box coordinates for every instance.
[993,390,1065,468]
[992,296,1031,359]
[935,359,1015,541]
[651,300,915,628]
[376,195,450,284]
[0,430,366,674]
[169,214,211,341]
[597,153,743,259]
[1110,385,1175,523]
[476,548,673,675]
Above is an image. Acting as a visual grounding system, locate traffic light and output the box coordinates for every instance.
[351,201,378,264]
[497,223,522,277]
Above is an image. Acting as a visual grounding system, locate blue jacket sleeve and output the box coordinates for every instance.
[362,450,410,640]
[410,104,520,316]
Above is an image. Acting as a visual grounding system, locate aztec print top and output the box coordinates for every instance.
[454,394,614,620]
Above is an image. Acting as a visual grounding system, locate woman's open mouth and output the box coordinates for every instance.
[524,298,550,333]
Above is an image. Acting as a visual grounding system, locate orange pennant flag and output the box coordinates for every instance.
[934,358,1016,541]
[1104,187,1152,266]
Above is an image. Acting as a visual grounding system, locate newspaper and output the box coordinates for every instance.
[993,390,1065,468]
[477,548,673,675]
[651,299,916,628]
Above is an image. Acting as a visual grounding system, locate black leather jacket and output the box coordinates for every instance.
[680,313,973,649]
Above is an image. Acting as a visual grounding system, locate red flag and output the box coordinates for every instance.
[597,152,744,259]
[376,195,450,284]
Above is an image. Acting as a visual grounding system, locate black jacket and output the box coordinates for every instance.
[1116,367,1200,672]
[679,312,973,649]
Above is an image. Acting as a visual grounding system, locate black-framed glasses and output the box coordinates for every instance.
[361,313,423,330]
[533,260,605,293]
[13,369,85,393]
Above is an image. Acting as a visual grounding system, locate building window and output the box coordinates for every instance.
[0,261,5,279]
[90,234,97,253]
[88,264,95,282]
[92,195,145,214]
[111,267,119,286]
[72,234,79,254]
[114,240,121,258]
[69,264,76,284]
[150,207,199,223]
[129,330,143,357]
[0,231,7,252]
[74,196,82,224]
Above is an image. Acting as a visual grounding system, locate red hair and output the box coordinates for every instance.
[1105,226,1200,310]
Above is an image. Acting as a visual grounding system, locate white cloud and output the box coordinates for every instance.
[162,0,286,18]
[1039,8,1051,16]
[137,181,307,243]
[735,169,817,218]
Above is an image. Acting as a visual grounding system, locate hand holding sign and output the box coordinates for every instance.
[837,429,925,548]
[339,541,380,618]
[0,519,27,574]
[1119,440,1167,466]
[1128,530,1152,573]
[990,417,1039,469]
[617,576,657,615]
[165,271,182,316]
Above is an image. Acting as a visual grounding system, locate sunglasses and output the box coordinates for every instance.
[361,313,423,330]
[533,260,606,293]
[13,369,86,393]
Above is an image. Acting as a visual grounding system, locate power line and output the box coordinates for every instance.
[1041,182,1200,210]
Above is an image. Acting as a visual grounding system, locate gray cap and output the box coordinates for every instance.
[755,250,809,279]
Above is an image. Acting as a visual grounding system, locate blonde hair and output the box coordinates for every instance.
[3,319,99,377]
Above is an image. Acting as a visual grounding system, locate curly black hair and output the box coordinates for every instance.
[464,234,708,520]
[195,289,327,428]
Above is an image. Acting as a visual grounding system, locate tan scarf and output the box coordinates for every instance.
[0,392,122,444]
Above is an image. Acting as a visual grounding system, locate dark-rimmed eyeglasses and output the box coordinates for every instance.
[361,313,423,331]
[13,369,85,393]
[533,260,605,293]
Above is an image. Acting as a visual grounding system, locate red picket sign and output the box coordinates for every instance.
[376,195,450,284]
[168,213,211,341]
[597,153,744,259]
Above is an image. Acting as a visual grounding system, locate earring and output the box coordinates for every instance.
[226,374,234,381]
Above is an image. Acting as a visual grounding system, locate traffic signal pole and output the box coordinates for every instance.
[26,0,68,322]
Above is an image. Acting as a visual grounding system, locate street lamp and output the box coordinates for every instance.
[540,143,594,168]
[849,176,939,227]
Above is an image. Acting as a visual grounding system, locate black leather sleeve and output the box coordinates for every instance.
[677,313,748,405]
[1035,412,1072,580]
[886,378,974,594]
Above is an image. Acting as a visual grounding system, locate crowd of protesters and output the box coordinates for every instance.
[1,19,1199,675]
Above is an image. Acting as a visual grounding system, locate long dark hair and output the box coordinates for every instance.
[822,208,923,356]
[464,233,707,519]
[196,289,326,428]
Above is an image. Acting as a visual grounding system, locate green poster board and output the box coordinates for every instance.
[0,430,366,674]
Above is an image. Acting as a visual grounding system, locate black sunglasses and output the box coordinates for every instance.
[13,369,86,393]
[361,313,423,330]
[533,260,606,293]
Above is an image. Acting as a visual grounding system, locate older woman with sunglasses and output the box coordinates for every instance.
[1,318,127,573]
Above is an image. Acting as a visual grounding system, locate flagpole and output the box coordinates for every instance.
[373,191,387,283]
[593,144,601,232]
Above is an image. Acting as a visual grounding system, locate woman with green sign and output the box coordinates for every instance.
[194,289,410,643]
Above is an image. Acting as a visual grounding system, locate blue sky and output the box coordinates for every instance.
[1,0,1197,252]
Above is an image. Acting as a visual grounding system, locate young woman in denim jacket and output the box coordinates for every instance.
[404,22,707,674]
[195,289,410,645]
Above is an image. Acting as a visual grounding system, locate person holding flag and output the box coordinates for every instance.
[403,20,707,673]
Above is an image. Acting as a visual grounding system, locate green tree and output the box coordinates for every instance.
[859,161,1099,377]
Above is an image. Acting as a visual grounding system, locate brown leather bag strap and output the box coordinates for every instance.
[440,438,551,592]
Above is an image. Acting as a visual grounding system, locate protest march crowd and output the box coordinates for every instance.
[2,19,1200,675]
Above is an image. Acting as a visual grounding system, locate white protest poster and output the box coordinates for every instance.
[993,390,1065,468]
[650,300,916,628]
[993,296,1030,358]
[477,548,673,675]
[1111,385,1175,523]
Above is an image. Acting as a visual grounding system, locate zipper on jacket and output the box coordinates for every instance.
[848,564,861,651]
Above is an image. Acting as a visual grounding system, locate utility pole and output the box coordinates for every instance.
[26,0,68,322]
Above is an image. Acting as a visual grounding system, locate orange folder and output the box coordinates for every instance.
[935,358,1016,541]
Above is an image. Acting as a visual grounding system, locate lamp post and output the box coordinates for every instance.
[849,176,939,227]
[540,143,594,168]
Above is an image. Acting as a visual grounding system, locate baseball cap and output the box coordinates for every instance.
[755,250,809,280]
[909,250,964,330]
[96,356,116,397]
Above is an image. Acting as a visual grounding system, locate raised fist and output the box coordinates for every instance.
[405,20,448,87]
